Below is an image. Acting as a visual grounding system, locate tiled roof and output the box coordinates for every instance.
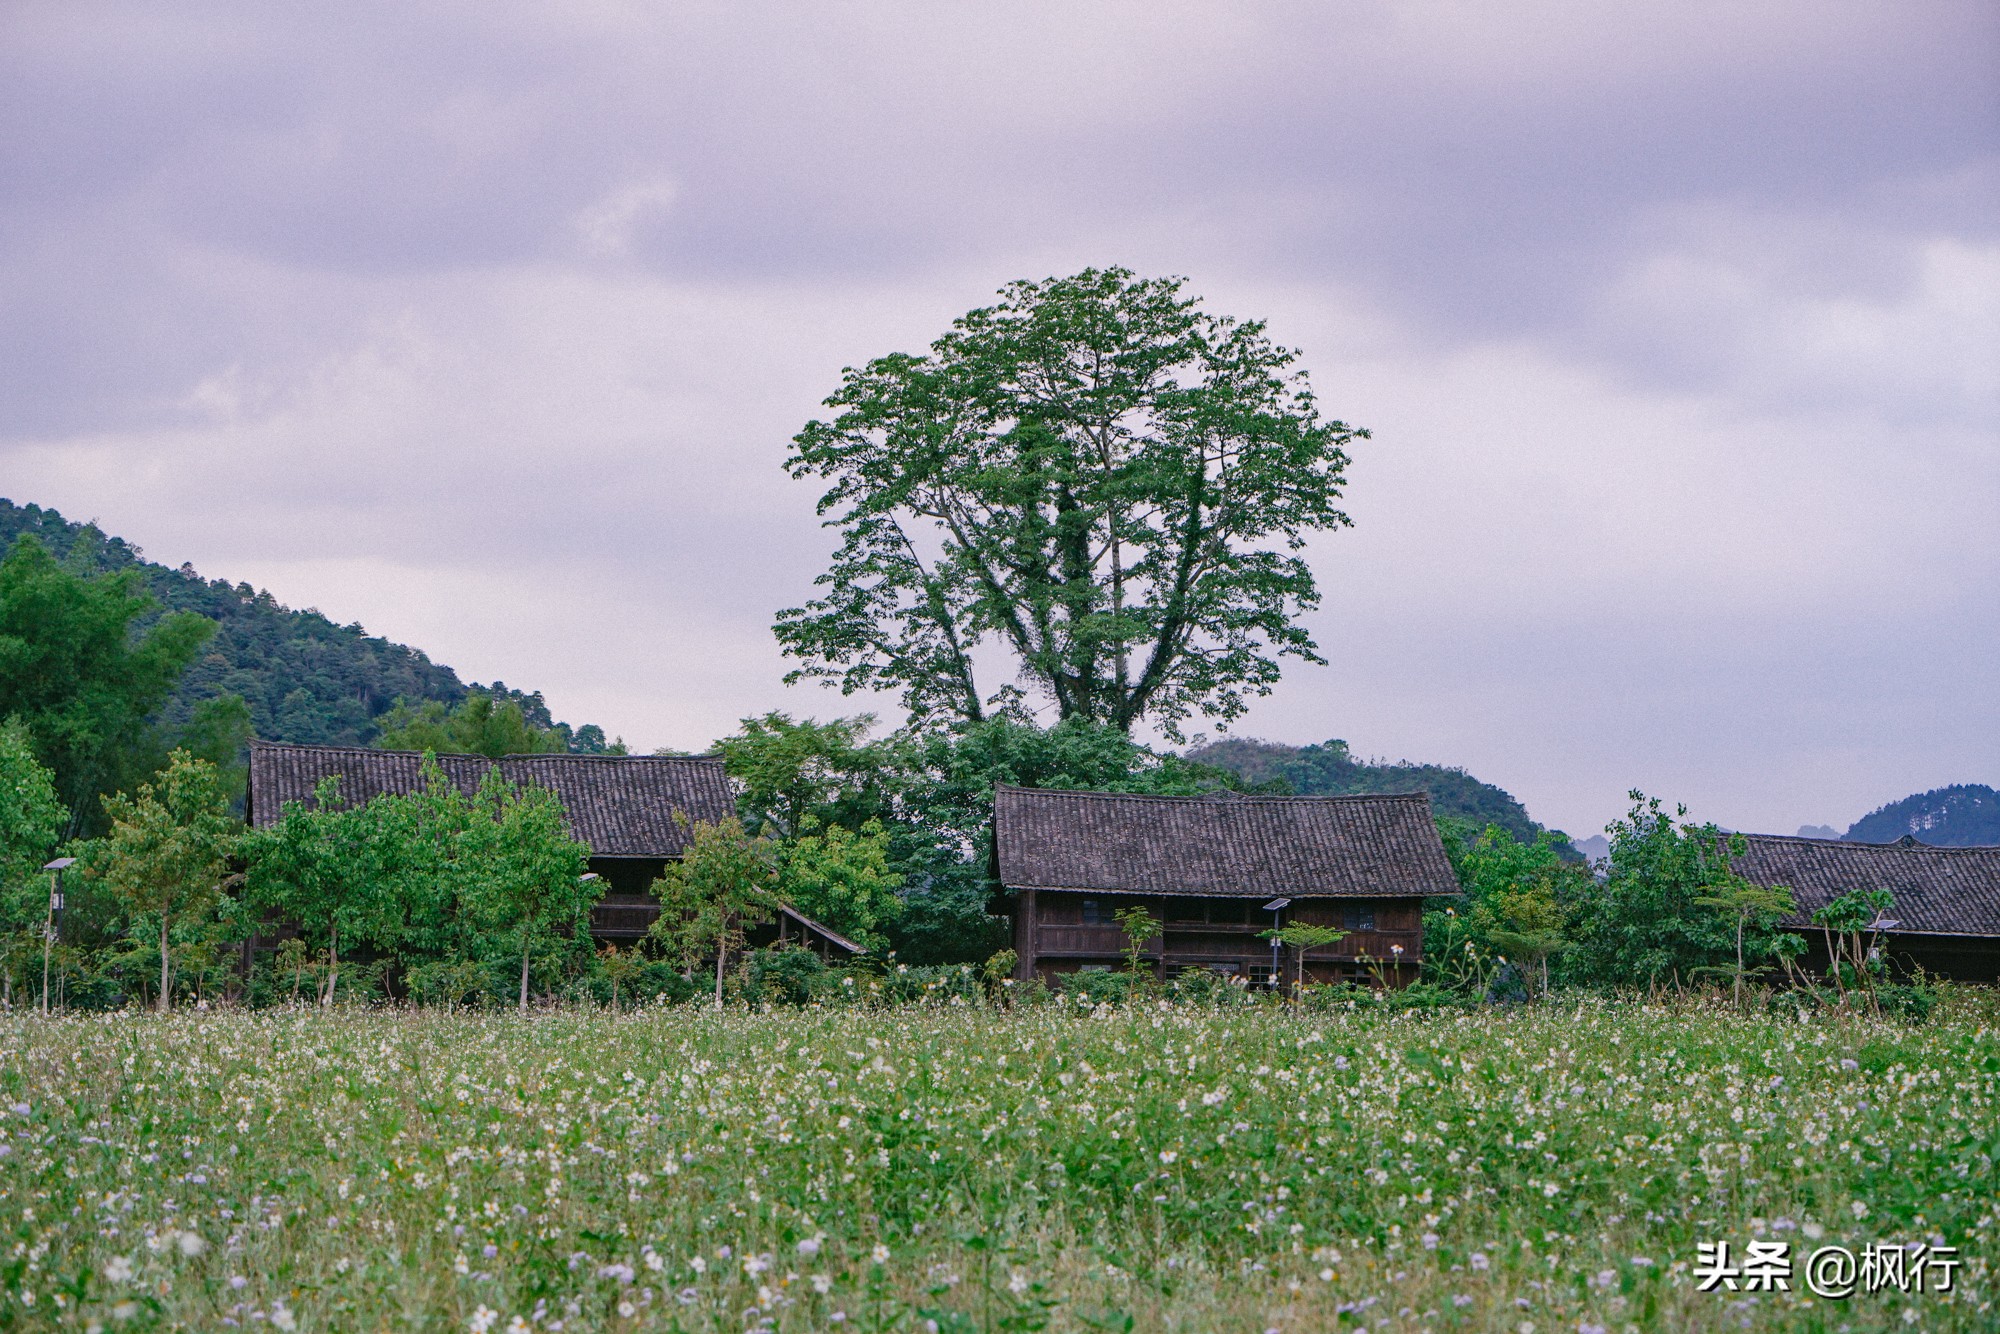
[1732,834,2000,938]
[995,786,1458,898]
[247,740,733,858]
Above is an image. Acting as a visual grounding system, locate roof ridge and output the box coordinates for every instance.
[1742,831,1999,853]
[251,738,721,763]
[993,783,1432,805]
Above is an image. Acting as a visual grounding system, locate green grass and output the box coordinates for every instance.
[1,997,1995,1332]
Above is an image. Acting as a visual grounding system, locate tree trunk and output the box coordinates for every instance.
[1734,914,1746,1011]
[519,946,531,1013]
[158,916,171,1013]
[714,937,727,1009]
[321,930,339,1007]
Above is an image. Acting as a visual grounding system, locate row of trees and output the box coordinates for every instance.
[1430,794,1913,1011]
[0,698,1257,1010]
[3,708,1911,1013]
[1,737,600,1012]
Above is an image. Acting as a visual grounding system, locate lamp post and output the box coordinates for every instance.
[1262,898,1291,991]
[41,857,75,1016]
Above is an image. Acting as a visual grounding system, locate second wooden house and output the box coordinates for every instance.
[246,740,862,957]
[995,786,1458,987]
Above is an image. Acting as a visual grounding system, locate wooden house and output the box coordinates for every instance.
[246,740,861,957]
[1730,833,2000,983]
[994,786,1458,987]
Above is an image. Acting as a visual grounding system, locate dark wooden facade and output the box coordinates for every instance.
[995,787,1457,987]
[1731,833,2000,984]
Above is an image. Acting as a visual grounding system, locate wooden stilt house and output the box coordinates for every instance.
[245,740,861,957]
[1729,833,2000,983]
[995,786,1458,987]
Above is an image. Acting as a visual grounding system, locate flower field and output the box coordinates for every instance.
[2,999,1995,1332]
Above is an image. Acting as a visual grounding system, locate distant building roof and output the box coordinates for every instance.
[247,740,734,859]
[1733,834,2000,938]
[994,786,1458,899]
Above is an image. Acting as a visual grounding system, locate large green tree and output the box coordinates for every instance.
[777,818,904,952]
[84,750,238,1011]
[777,267,1363,739]
[460,771,596,1011]
[649,817,781,1007]
[1564,793,1760,991]
[714,712,900,837]
[0,721,65,1004]
[244,776,407,1005]
[0,535,214,832]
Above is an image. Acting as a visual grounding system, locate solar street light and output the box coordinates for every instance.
[1264,899,1290,989]
[41,857,75,1015]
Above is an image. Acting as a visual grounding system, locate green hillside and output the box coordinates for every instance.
[1187,736,1564,848]
[1845,783,2000,846]
[0,498,605,750]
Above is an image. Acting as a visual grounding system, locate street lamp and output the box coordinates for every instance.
[41,858,74,1016]
[1263,898,1291,990]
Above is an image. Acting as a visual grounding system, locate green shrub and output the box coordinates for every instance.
[745,945,832,1006]
[1165,967,1250,1007]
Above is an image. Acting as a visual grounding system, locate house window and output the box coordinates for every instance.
[1343,903,1375,932]
[1166,900,1204,923]
[1081,899,1105,925]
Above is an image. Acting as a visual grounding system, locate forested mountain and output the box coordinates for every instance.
[1845,784,2000,847]
[0,498,605,749]
[1186,736,1565,848]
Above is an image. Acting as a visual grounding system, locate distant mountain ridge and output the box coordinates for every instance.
[1186,736,1564,849]
[1843,784,1999,847]
[0,498,603,750]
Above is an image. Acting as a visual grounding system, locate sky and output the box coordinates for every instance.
[2,1,1995,840]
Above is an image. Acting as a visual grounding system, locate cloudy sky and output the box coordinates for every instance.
[3,1,1994,839]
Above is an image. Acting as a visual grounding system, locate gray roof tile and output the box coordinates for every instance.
[247,740,733,858]
[995,786,1458,898]
[1733,834,2000,937]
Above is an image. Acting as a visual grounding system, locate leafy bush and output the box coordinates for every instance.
[744,946,833,1006]
[1164,967,1251,1007]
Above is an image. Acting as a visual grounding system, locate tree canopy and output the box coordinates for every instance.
[0,720,64,941]
[83,750,237,1010]
[776,268,1362,739]
[373,691,590,759]
[0,534,215,832]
